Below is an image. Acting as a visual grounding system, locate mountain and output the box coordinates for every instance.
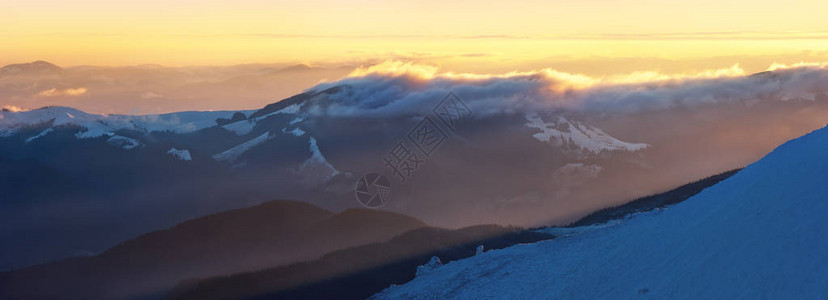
[0,200,426,300]
[166,225,552,300]
[0,101,350,270]
[0,61,352,113]
[373,124,828,299]
[0,106,249,138]
[0,60,63,76]
[4,66,828,272]
[165,168,738,300]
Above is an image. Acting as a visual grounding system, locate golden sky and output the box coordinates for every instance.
[2,0,828,74]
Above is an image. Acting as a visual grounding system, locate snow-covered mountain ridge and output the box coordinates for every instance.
[373,124,828,299]
[0,99,343,185]
[0,106,252,138]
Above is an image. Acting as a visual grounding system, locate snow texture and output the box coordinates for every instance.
[283,127,306,136]
[222,120,256,135]
[25,128,53,143]
[106,135,141,150]
[298,136,341,180]
[0,106,251,138]
[253,104,300,120]
[167,148,192,161]
[415,256,443,277]
[221,104,301,136]
[475,245,484,256]
[374,125,828,299]
[212,132,271,162]
[525,113,648,157]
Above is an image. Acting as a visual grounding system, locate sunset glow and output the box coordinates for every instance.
[2,0,828,75]
[6,1,828,298]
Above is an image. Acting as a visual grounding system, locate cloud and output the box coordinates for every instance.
[460,53,493,58]
[37,87,88,97]
[347,61,439,79]
[144,31,828,41]
[302,60,828,117]
[0,62,357,114]
[1,105,25,112]
[141,92,166,99]
[768,62,828,71]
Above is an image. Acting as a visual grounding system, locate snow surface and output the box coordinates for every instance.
[221,104,302,136]
[166,148,192,161]
[0,106,252,138]
[475,245,484,255]
[106,135,141,150]
[298,136,341,180]
[212,132,271,162]
[251,104,300,121]
[525,113,648,156]
[283,127,306,136]
[533,219,626,238]
[289,115,305,125]
[415,257,443,277]
[374,125,828,299]
[222,120,256,135]
[25,128,53,143]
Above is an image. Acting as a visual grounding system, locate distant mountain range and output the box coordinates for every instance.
[0,60,352,113]
[0,167,761,300]
[0,200,426,299]
[0,61,63,76]
[168,225,551,300]
[165,168,737,300]
[3,64,828,274]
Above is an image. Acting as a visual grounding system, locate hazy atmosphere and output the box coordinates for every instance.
[2,1,828,299]
[4,1,828,113]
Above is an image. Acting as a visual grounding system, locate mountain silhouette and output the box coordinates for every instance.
[0,200,426,300]
[167,225,553,300]
[0,60,63,76]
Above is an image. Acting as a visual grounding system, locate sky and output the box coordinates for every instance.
[2,0,828,70]
[2,0,828,113]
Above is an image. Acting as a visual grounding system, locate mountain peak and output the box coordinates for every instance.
[0,60,63,75]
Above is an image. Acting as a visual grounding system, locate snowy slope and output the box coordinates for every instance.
[374,124,828,299]
[167,148,193,161]
[212,132,272,162]
[525,113,648,157]
[0,106,251,138]
[298,136,342,181]
[221,119,258,136]
[221,103,302,136]
[24,128,53,143]
[106,135,141,150]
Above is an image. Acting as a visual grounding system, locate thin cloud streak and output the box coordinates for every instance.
[5,31,828,41]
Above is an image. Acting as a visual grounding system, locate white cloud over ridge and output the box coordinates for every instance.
[305,60,828,117]
[37,87,87,97]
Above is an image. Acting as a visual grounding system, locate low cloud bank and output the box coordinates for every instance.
[306,60,828,117]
